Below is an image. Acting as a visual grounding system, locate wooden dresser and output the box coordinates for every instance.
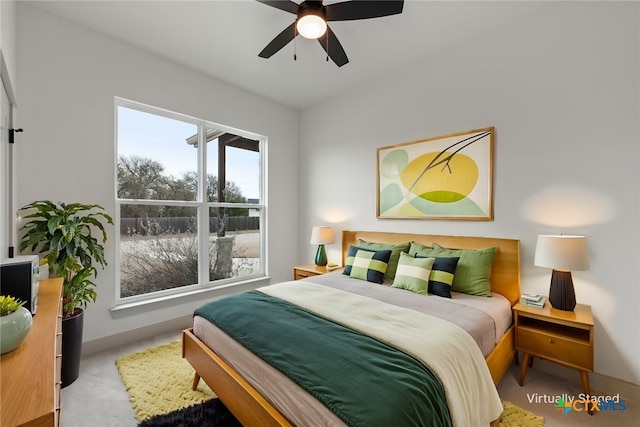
[1,278,63,427]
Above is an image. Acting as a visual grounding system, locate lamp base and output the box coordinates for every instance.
[548,269,576,311]
[314,244,327,266]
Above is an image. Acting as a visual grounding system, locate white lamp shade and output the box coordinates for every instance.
[310,226,335,245]
[297,14,327,39]
[534,235,590,271]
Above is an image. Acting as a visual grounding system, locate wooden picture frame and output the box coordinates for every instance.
[377,127,494,220]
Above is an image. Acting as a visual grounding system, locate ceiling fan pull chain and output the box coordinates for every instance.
[326,30,329,62]
[294,25,298,61]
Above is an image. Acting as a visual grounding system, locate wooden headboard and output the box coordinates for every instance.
[342,230,521,306]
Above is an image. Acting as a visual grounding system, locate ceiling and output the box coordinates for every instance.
[26,0,542,110]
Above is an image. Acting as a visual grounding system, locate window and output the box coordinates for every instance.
[115,99,264,303]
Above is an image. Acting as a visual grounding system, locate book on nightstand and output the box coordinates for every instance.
[519,294,546,308]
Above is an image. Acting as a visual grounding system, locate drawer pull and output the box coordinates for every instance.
[548,339,553,343]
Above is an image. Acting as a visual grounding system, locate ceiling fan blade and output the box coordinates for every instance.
[317,26,349,67]
[325,0,404,21]
[255,0,299,14]
[259,22,297,58]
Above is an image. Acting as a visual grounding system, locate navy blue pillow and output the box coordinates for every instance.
[348,249,392,284]
[343,245,376,276]
[417,256,460,298]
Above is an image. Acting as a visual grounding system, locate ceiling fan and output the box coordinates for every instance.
[256,1,404,67]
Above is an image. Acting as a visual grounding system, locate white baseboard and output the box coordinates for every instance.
[535,359,640,403]
[81,315,193,356]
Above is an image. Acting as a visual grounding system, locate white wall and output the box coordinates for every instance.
[15,4,299,349]
[0,0,17,260]
[14,0,640,389]
[1,0,17,87]
[300,2,640,385]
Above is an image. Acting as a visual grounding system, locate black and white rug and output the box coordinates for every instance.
[138,399,241,427]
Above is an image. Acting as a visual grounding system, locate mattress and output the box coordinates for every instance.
[193,274,510,426]
[307,272,512,356]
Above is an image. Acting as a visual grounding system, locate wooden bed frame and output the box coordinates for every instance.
[183,230,521,426]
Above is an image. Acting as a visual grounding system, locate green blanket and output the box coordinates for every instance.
[195,291,451,427]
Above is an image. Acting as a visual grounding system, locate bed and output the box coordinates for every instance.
[183,230,520,426]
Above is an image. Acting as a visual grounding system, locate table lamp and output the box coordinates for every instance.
[534,235,590,311]
[310,226,334,266]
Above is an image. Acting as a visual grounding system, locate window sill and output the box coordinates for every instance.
[110,276,271,319]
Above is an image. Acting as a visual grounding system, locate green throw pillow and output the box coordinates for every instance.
[392,252,435,295]
[356,239,411,281]
[349,249,392,284]
[410,242,496,297]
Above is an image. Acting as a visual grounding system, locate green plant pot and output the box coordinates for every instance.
[0,307,33,354]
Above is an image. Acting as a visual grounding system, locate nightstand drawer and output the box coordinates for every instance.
[517,327,592,370]
[294,270,319,280]
[293,264,332,280]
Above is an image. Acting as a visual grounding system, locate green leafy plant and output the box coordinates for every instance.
[0,295,26,316]
[18,201,113,318]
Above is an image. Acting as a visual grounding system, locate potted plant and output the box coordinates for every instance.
[0,295,32,354]
[18,201,113,386]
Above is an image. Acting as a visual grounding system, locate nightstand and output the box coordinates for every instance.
[293,264,337,280]
[514,302,594,397]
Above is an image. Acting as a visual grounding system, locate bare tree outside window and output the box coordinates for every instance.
[116,102,263,301]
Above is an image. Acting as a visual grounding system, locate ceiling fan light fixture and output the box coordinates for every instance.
[296,13,327,39]
[257,0,404,67]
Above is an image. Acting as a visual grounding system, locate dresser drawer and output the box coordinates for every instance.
[517,326,593,370]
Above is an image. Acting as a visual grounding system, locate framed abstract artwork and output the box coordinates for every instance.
[377,127,494,220]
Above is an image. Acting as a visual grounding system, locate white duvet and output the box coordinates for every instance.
[260,280,504,427]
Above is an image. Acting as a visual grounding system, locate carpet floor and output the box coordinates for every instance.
[117,340,543,426]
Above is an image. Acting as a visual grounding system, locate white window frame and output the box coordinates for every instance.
[114,98,266,305]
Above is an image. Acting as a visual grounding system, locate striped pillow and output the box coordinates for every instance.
[391,252,435,295]
[348,249,392,284]
[356,239,411,281]
[413,243,496,297]
[343,245,386,276]
[427,257,460,298]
